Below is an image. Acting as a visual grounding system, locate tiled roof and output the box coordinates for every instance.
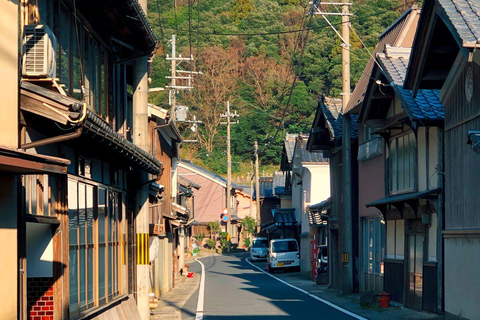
[295,138,329,163]
[272,208,297,225]
[308,211,328,226]
[319,97,359,140]
[284,133,297,163]
[437,0,480,46]
[346,6,421,113]
[273,171,286,190]
[377,48,444,121]
[178,160,243,190]
[309,197,332,211]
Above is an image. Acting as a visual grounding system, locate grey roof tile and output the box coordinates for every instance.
[377,49,444,121]
[437,0,480,45]
[346,6,421,113]
[284,133,297,162]
[295,138,329,163]
[319,97,359,140]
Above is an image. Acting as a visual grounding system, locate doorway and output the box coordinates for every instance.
[405,233,423,311]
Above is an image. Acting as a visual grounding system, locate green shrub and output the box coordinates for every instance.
[219,232,229,249]
[205,238,216,249]
[244,237,251,247]
[194,233,206,243]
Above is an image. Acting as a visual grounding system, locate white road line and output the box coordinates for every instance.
[245,258,368,320]
[194,258,206,320]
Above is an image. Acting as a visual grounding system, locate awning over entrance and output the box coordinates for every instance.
[0,147,70,174]
[366,188,441,216]
[366,188,441,208]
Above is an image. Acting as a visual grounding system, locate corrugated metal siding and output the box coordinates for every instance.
[444,62,480,230]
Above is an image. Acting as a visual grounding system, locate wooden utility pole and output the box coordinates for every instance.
[249,161,254,218]
[311,0,353,294]
[254,141,261,227]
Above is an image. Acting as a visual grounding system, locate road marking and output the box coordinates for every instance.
[194,258,206,320]
[245,258,368,320]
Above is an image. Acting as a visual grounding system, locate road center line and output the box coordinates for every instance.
[245,258,368,320]
[194,258,206,320]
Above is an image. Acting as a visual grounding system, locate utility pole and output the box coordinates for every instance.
[340,0,353,295]
[220,102,239,242]
[254,141,261,228]
[166,34,195,120]
[249,161,254,218]
[311,0,353,294]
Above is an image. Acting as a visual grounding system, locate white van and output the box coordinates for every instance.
[250,237,268,261]
[267,238,300,272]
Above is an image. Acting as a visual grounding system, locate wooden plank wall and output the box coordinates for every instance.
[444,62,480,230]
[384,260,404,303]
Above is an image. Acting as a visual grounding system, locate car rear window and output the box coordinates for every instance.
[252,239,267,247]
[271,241,298,253]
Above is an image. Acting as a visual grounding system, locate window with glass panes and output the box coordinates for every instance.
[386,219,405,260]
[68,179,127,316]
[37,0,108,119]
[363,217,385,275]
[389,131,416,194]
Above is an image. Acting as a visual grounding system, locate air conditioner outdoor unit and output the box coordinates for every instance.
[22,24,57,78]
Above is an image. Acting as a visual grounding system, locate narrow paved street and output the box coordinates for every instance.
[180,253,361,320]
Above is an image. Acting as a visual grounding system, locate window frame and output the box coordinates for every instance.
[68,178,128,317]
[388,130,417,195]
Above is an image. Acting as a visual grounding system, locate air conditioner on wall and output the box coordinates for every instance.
[22,25,57,78]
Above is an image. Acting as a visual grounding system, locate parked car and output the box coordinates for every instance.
[267,238,300,273]
[315,245,328,284]
[250,237,268,261]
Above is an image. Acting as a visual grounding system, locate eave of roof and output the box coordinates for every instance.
[375,49,444,122]
[345,5,421,114]
[20,82,162,175]
[0,147,70,175]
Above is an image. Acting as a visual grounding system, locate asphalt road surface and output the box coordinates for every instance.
[181,252,361,320]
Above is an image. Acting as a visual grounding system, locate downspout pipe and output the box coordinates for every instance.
[20,127,83,150]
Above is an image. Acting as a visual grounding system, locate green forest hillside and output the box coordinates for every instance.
[146,0,418,182]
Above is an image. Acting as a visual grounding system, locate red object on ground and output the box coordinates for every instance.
[378,292,390,308]
[187,272,194,278]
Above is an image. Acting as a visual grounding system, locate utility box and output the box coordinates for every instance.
[175,105,189,122]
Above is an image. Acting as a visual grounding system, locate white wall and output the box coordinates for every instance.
[26,223,54,278]
[445,237,480,320]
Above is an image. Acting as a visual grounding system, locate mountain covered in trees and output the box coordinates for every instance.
[146,0,418,180]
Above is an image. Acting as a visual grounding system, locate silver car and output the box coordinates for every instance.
[250,237,268,261]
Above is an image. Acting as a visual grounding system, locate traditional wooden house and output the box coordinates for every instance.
[0,3,70,318]
[148,104,183,297]
[404,0,480,317]
[13,1,162,319]
[349,6,421,295]
[290,135,330,275]
[307,96,359,292]
[361,45,444,313]
[177,160,243,243]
